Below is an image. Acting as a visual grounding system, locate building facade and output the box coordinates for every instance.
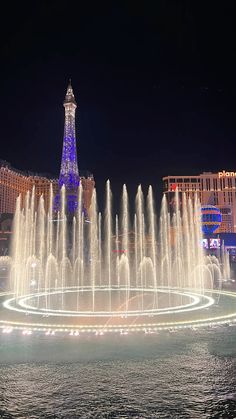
[0,160,58,214]
[163,171,236,233]
[80,174,95,215]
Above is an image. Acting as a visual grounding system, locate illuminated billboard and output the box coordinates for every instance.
[209,238,221,249]
[201,239,209,249]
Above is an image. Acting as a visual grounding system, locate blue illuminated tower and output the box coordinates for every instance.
[56,81,80,213]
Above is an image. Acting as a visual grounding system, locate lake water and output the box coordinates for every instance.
[1,327,236,418]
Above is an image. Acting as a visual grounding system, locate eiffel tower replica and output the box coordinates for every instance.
[54,80,81,218]
[53,81,90,260]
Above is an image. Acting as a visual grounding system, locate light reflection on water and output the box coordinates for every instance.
[0,328,236,418]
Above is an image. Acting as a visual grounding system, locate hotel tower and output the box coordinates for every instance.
[163,171,236,233]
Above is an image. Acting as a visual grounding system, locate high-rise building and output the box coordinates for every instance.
[163,171,236,233]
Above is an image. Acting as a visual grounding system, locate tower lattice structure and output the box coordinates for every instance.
[55,81,80,214]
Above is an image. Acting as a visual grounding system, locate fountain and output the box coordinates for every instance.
[0,182,236,336]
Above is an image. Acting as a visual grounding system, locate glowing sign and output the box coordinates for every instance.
[218,171,236,178]
[209,238,221,249]
[201,239,209,249]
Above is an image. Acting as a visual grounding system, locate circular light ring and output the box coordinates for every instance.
[2,289,236,334]
[15,287,200,316]
[3,288,212,318]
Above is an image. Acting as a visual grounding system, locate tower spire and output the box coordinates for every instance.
[64,79,77,107]
[58,81,80,213]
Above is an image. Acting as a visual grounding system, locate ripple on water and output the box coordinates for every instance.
[0,329,236,418]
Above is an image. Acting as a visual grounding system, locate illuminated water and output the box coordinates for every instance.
[1,328,236,418]
[6,183,226,322]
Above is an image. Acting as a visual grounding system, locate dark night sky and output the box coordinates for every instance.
[0,2,236,208]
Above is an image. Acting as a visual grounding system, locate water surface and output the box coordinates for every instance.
[1,328,236,418]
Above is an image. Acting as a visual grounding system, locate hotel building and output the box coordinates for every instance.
[0,160,94,216]
[163,171,236,233]
[0,160,58,214]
